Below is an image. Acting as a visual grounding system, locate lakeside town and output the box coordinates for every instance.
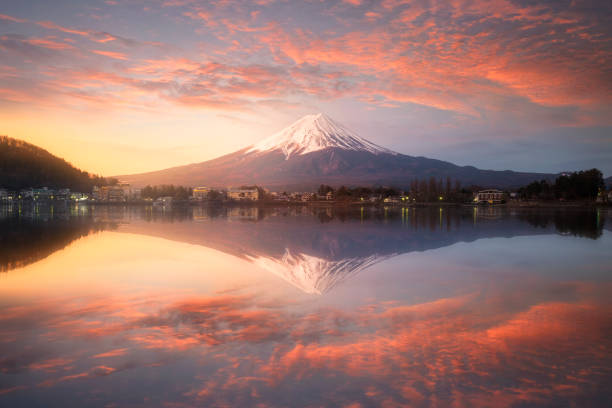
[2,170,611,207]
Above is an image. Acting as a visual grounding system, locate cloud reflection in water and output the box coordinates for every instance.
[0,205,610,407]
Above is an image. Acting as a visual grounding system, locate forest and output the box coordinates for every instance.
[0,136,115,191]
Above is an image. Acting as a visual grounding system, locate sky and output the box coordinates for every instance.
[0,0,611,177]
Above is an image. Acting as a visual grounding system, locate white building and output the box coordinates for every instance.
[474,189,504,204]
[228,187,259,201]
[193,186,211,200]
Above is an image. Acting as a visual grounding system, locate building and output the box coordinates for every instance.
[301,192,315,202]
[117,182,139,200]
[474,189,504,204]
[107,186,126,201]
[93,182,140,202]
[383,196,401,204]
[193,186,211,200]
[55,188,70,200]
[70,192,88,201]
[20,187,54,200]
[92,186,101,200]
[227,187,259,201]
[155,196,173,206]
[95,185,126,201]
[130,188,141,200]
[0,188,7,201]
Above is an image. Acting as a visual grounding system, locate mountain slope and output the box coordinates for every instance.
[0,136,111,191]
[118,114,556,189]
[247,113,395,158]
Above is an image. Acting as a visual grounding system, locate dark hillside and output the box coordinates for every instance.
[0,136,113,191]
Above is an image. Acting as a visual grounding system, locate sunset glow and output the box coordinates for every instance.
[1,1,610,175]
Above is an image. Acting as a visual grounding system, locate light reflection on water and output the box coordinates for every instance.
[0,204,611,407]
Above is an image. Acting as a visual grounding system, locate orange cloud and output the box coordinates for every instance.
[91,348,128,358]
[36,21,89,37]
[0,13,27,23]
[29,358,74,372]
[92,49,128,60]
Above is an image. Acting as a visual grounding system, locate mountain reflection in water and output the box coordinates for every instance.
[0,204,610,407]
[0,205,608,293]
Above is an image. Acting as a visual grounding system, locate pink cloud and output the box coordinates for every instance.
[92,49,128,60]
[0,0,609,128]
[36,21,89,37]
[0,13,27,23]
[91,348,128,358]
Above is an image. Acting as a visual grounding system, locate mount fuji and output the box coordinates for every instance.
[119,113,554,189]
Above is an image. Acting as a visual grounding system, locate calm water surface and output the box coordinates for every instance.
[0,205,611,407]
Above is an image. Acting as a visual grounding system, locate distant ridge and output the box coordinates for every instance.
[118,113,557,190]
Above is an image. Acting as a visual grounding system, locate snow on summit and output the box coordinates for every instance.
[247,113,396,159]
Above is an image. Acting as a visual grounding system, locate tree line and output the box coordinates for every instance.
[318,177,473,202]
[518,169,604,200]
[0,136,116,191]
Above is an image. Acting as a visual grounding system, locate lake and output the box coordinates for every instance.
[1,204,611,407]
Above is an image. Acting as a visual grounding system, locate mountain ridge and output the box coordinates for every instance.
[117,114,558,190]
[246,113,396,159]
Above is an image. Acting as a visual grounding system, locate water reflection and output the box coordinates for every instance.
[0,205,608,292]
[0,204,114,273]
[0,205,610,407]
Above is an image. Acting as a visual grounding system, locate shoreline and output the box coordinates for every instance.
[1,199,609,209]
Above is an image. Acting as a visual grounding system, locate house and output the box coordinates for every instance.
[228,187,259,201]
[55,188,70,200]
[383,196,401,204]
[92,186,101,200]
[70,192,88,201]
[95,185,127,201]
[107,187,126,201]
[301,192,315,202]
[21,187,54,200]
[325,191,333,201]
[193,186,211,200]
[474,189,504,204]
[159,196,173,205]
[130,188,141,200]
[119,182,139,200]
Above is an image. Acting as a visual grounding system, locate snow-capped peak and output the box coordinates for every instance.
[247,249,394,295]
[246,113,396,159]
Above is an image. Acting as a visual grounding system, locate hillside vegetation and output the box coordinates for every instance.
[0,136,113,191]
